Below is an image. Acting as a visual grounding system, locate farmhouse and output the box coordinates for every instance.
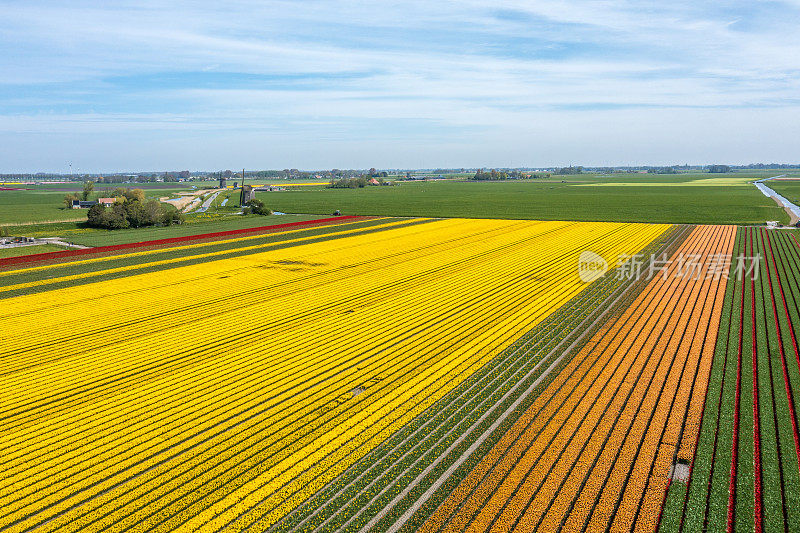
[71,197,117,209]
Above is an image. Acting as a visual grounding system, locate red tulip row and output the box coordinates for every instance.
[662,228,800,533]
[0,215,362,269]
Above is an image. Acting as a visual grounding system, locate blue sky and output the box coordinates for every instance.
[1,0,799,172]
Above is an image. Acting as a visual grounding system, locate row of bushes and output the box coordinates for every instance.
[472,169,550,180]
[328,177,388,188]
[242,199,272,216]
[87,198,183,229]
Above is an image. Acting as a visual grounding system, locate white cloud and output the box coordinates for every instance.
[0,0,799,170]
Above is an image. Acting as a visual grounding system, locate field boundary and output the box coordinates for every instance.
[0,216,363,269]
[359,226,690,533]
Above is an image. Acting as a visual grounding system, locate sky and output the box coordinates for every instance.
[1,0,799,173]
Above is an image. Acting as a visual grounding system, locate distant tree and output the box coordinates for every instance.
[554,166,583,175]
[86,194,179,230]
[88,204,129,229]
[647,167,678,174]
[123,200,149,228]
[82,181,95,201]
[144,199,163,224]
[249,199,273,216]
[86,203,106,226]
[328,177,369,188]
[707,164,732,173]
[161,207,184,225]
[122,188,146,202]
[472,168,512,180]
[105,205,131,229]
[63,192,79,209]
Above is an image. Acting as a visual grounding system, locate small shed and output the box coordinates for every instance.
[71,200,98,209]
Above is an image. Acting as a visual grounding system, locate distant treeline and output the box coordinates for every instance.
[707,165,732,173]
[472,169,550,180]
[647,167,679,174]
[741,163,800,169]
[553,166,583,175]
[329,176,389,188]
[6,163,800,183]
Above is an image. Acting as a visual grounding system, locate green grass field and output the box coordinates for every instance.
[0,179,325,228]
[0,184,215,225]
[0,190,90,225]
[0,179,322,247]
[56,214,320,247]
[0,243,67,258]
[768,180,800,206]
[1,173,793,238]
[261,173,788,225]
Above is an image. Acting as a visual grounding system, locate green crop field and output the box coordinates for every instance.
[769,180,800,206]
[63,214,320,247]
[0,190,90,225]
[0,179,323,247]
[0,243,66,259]
[260,173,788,225]
[0,179,328,228]
[0,184,213,225]
[1,213,318,248]
[0,173,793,246]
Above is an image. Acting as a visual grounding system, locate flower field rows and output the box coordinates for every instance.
[0,216,363,269]
[0,217,409,297]
[269,225,687,533]
[409,225,736,533]
[0,218,667,533]
[0,219,421,296]
[660,228,800,533]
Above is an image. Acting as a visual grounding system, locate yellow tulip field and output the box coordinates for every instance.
[3,216,743,533]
